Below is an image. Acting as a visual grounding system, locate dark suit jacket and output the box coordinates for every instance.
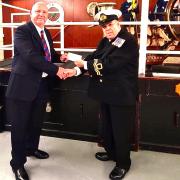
[6,21,60,101]
[85,27,139,105]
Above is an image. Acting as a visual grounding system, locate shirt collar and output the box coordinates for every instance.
[32,23,44,36]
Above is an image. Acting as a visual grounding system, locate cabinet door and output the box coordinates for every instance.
[0,85,7,131]
[0,71,10,129]
[43,76,100,141]
[47,90,99,133]
[140,95,180,147]
[0,86,4,131]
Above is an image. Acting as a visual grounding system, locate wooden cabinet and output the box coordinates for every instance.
[42,75,139,150]
[0,86,4,132]
[42,76,100,142]
[0,70,10,132]
[139,78,180,153]
[2,63,180,153]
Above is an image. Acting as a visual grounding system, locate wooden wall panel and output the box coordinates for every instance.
[2,0,144,58]
[2,0,35,58]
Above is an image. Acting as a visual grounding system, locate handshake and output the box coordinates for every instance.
[56,53,85,80]
[56,67,77,80]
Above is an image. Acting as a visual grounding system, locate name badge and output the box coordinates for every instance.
[112,37,125,48]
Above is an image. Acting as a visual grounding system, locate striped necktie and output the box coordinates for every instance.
[40,30,51,62]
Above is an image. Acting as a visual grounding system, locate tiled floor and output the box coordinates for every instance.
[1,131,180,180]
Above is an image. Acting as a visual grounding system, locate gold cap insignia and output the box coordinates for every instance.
[99,14,107,22]
[175,83,180,96]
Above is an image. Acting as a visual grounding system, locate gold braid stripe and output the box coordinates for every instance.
[93,59,103,76]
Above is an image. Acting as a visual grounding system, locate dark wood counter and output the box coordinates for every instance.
[1,60,180,153]
[138,76,180,153]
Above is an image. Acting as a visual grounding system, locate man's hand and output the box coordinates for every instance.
[74,59,84,68]
[60,53,68,62]
[56,67,77,80]
[56,67,65,79]
[63,68,77,80]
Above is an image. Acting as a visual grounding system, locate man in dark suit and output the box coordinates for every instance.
[72,9,139,180]
[5,2,71,180]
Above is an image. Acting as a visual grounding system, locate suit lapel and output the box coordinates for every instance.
[28,22,43,48]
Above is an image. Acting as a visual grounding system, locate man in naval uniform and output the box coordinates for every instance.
[72,9,139,180]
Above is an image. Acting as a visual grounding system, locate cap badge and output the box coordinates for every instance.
[99,14,107,22]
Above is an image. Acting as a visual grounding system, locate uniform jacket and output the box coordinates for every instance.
[86,27,139,105]
[6,21,60,101]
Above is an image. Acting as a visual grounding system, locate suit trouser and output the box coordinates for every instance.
[6,79,48,170]
[101,103,135,169]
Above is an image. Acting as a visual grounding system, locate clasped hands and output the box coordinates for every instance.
[56,53,85,80]
[56,67,76,80]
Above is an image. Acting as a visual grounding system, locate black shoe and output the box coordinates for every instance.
[27,149,49,159]
[95,152,111,161]
[109,166,129,180]
[12,166,29,180]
